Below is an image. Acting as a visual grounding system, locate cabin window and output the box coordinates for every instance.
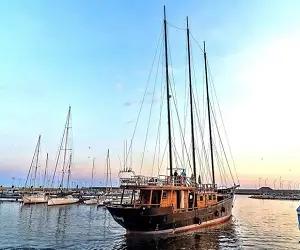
[199,196,203,201]
[212,195,216,200]
[162,191,167,199]
[208,195,212,200]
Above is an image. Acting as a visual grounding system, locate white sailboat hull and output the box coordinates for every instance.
[22,194,48,204]
[84,198,98,205]
[47,197,79,206]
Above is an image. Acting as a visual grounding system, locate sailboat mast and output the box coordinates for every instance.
[91,157,95,188]
[43,152,48,188]
[163,6,173,177]
[33,135,41,188]
[66,153,72,190]
[186,17,197,184]
[25,135,41,188]
[106,149,109,193]
[108,151,112,191]
[51,106,70,187]
[203,42,215,186]
[61,106,71,188]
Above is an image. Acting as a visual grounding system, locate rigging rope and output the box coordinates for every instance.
[167,32,193,173]
[139,37,163,174]
[206,60,240,185]
[126,26,164,171]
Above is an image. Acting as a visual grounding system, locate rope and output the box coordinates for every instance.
[167,33,193,173]
[125,25,164,170]
[139,37,163,174]
[207,59,240,185]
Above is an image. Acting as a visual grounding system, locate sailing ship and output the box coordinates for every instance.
[22,135,48,204]
[48,106,79,206]
[107,7,239,234]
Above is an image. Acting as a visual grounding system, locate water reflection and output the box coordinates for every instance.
[55,206,69,243]
[117,218,241,250]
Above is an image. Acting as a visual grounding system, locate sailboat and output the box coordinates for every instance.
[22,135,48,204]
[48,106,79,206]
[107,7,239,234]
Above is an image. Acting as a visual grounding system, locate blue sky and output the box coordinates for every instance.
[1,0,300,188]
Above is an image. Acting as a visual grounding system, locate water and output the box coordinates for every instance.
[0,195,299,249]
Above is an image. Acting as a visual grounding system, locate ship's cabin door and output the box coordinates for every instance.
[151,190,162,208]
[176,191,180,209]
[140,190,151,205]
[188,192,194,209]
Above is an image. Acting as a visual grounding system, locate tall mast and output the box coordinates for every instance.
[33,135,41,188]
[51,106,71,187]
[43,152,48,188]
[186,17,197,184]
[203,42,215,186]
[105,149,110,193]
[91,157,95,188]
[163,6,173,177]
[25,135,41,188]
[66,153,72,190]
[60,106,71,188]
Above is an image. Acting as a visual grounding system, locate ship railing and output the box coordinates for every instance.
[120,175,193,188]
[197,183,217,192]
[139,203,161,208]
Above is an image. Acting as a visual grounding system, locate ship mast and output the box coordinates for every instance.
[43,152,48,188]
[66,153,72,190]
[50,106,72,188]
[91,157,95,188]
[25,135,41,188]
[186,17,197,184]
[203,42,215,186]
[60,106,71,188]
[33,135,41,188]
[163,6,173,177]
[105,149,112,193]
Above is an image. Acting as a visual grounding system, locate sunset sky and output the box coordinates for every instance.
[0,0,300,188]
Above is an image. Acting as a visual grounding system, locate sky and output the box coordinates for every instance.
[0,0,300,188]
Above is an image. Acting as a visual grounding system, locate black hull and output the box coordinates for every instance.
[107,197,233,234]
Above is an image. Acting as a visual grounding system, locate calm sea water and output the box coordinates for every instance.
[0,195,299,249]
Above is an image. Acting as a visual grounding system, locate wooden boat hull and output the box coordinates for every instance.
[47,197,79,206]
[22,195,48,204]
[107,197,233,234]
